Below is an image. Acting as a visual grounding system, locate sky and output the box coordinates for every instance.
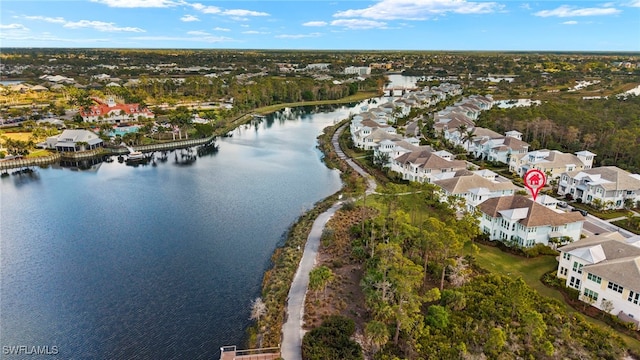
[0,0,639,51]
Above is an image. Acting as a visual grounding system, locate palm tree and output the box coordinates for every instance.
[460,128,475,152]
[309,266,334,298]
[365,320,389,355]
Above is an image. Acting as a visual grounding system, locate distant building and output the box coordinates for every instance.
[344,66,371,76]
[44,129,103,152]
[80,97,154,123]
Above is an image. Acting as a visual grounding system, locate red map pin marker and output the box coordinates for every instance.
[524,169,546,201]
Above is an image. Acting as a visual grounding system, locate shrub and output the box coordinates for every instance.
[302,316,363,360]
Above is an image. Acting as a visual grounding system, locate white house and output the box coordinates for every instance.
[477,195,584,247]
[390,149,468,183]
[557,232,640,329]
[473,133,529,164]
[558,166,640,209]
[510,149,596,179]
[374,138,426,167]
[44,129,103,152]
[433,172,520,211]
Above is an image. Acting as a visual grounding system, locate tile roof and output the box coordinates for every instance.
[565,166,640,191]
[477,195,584,227]
[394,149,467,170]
[434,173,519,195]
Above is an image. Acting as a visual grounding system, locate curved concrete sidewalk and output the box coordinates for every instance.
[280,201,342,360]
[280,122,377,360]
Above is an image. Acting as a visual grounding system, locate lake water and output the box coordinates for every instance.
[1,76,415,359]
[0,104,366,359]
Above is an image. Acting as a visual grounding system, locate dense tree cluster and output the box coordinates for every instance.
[324,183,632,360]
[476,95,640,173]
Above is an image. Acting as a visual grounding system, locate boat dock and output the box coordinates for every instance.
[219,346,281,360]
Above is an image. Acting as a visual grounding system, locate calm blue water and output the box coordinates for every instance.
[0,104,374,359]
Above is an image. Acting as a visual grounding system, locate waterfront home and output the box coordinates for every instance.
[390,149,467,183]
[80,97,154,123]
[510,149,596,179]
[477,195,584,247]
[350,118,397,150]
[557,232,640,329]
[374,138,426,167]
[557,166,640,209]
[44,129,103,152]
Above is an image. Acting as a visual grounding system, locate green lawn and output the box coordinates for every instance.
[465,242,563,302]
[466,242,640,355]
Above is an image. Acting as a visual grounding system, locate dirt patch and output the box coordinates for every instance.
[303,207,376,334]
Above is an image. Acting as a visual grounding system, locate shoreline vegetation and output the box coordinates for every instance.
[0,91,379,170]
[249,111,640,358]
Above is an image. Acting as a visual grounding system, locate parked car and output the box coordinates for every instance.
[557,201,568,208]
[571,208,588,216]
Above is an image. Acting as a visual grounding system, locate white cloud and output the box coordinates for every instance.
[21,15,66,24]
[334,0,501,20]
[180,15,200,22]
[628,0,640,6]
[213,27,231,31]
[534,5,620,17]
[191,2,221,14]
[243,30,270,34]
[64,20,145,32]
[222,9,269,17]
[562,20,578,25]
[520,3,531,10]
[0,23,29,30]
[187,30,210,36]
[91,0,178,8]
[303,21,328,27]
[331,19,387,29]
[276,32,322,39]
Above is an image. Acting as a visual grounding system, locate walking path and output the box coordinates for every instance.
[280,122,376,360]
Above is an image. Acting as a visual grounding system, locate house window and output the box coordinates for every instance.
[569,276,581,289]
[607,282,624,293]
[563,253,571,260]
[628,291,640,305]
[587,273,602,284]
[559,267,568,276]
[584,289,598,301]
[573,261,583,274]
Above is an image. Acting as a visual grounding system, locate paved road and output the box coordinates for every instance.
[280,122,377,360]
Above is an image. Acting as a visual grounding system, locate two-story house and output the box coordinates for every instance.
[510,149,596,180]
[433,172,520,211]
[477,195,584,247]
[558,166,640,209]
[390,149,468,183]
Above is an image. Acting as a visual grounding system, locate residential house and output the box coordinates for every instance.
[557,166,640,209]
[557,232,640,329]
[390,149,468,183]
[433,172,520,211]
[473,132,530,164]
[477,195,584,247]
[510,149,596,180]
[374,138,426,167]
